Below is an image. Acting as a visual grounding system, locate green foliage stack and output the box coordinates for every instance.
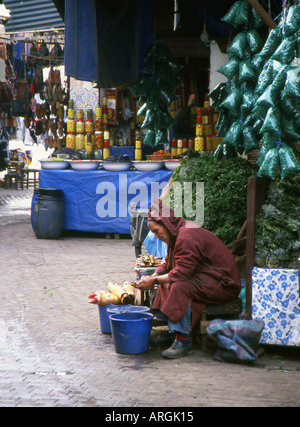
[171,152,258,245]
[254,173,300,269]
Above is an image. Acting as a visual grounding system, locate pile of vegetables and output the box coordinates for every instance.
[254,173,300,269]
[171,151,258,245]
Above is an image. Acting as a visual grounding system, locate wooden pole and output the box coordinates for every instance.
[247,0,277,29]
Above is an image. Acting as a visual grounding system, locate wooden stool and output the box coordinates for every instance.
[22,169,40,189]
[192,298,242,351]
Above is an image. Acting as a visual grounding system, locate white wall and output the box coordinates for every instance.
[209,41,228,94]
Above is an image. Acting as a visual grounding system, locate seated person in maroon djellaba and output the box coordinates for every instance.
[135,196,241,359]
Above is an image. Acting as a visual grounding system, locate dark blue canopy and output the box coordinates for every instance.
[64,0,153,87]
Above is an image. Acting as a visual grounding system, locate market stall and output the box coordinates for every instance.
[39,168,173,234]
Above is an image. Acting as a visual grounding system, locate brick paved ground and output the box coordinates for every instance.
[0,188,299,408]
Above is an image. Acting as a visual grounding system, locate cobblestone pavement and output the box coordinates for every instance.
[0,188,299,408]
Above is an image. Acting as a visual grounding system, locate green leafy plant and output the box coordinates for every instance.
[170,152,258,244]
[254,173,300,268]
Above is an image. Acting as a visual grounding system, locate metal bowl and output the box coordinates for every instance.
[39,159,70,170]
[132,161,164,172]
[164,159,181,171]
[102,161,132,172]
[69,160,101,171]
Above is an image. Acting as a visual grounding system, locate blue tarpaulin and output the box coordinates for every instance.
[39,169,172,234]
[64,0,153,87]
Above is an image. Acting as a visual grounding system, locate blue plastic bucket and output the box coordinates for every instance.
[107,305,150,316]
[109,312,153,354]
[32,188,64,239]
[98,304,124,334]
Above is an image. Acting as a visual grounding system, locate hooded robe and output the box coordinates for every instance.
[148,198,241,330]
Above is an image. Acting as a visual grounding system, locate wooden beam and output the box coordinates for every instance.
[247,0,277,29]
[245,177,268,319]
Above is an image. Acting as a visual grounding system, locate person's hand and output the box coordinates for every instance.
[188,93,195,107]
[135,275,156,291]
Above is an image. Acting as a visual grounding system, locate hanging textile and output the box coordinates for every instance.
[0,129,9,171]
[64,0,153,87]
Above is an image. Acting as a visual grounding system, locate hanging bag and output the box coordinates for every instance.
[13,80,29,116]
[16,80,28,100]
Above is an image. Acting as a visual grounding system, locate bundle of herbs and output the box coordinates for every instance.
[170,151,258,245]
[254,173,300,269]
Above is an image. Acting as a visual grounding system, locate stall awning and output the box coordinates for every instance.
[64,0,153,87]
[4,0,64,32]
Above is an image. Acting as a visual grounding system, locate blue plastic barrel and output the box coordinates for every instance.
[109,312,153,354]
[31,188,40,227]
[32,188,64,239]
[98,304,124,334]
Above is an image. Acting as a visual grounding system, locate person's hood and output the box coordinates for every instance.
[148,195,185,238]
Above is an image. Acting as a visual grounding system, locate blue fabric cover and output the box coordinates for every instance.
[39,169,172,234]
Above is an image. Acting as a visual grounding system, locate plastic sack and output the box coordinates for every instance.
[251,53,266,75]
[259,27,282,60]
[269,64,289,98]
[254,60,273,96]
[129,77,154,98]
[281,115,300,142]
[279,144,300,179]
[243,126,259,154]
[283,4,300,38]
[280,89,300,116]
[137,102,147,118]
[238,60,256,84]
[217,57,240,80]
[257,147,279,180]
[206,319,265,364]
[285,68,300,98]
[143,129,155,146]
[256,136,276,167]
[252,118,263,134]
[143,230,167,258]
[209,84,229,109]
[228,31,249,59]
[208,82,227,102]
[221,0,250,28]
[247,29,264,53]
[216,111,231,137]
[271,34,297,65]
[253,85,276,119]
[141,109,155,131]
[219,87,243,117]
[295,113,300,133]
[280,90,300,117]
[251,28,282,74]
[155,128,168,145]
[241,90,256,117]
[260,107,280,135]
[221,121,243,153]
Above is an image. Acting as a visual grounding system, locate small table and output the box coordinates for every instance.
[22,169,40,189]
